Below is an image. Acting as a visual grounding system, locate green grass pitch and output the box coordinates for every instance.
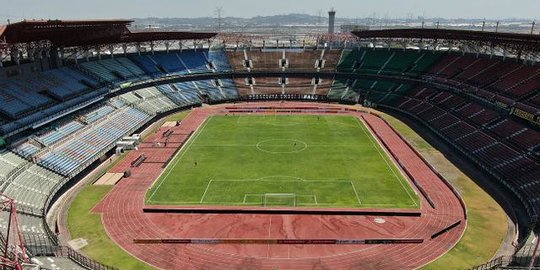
[146,115,420,208]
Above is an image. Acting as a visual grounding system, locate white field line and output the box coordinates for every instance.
[145,200,417,207]
[349,180,362,205]
[209,179,354,183]
[191,144,368,147]
[189,178,355,206]
[243,194,265,205]
[199,179,213,203]
[150,115,415,208]
[147,116,213,202]
[355,117,418,207]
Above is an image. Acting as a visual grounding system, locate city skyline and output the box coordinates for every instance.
[0,0,538,22]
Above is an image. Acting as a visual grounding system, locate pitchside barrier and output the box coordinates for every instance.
[142,206,422,216]
[133,238,424,245]
[131,154,146,168]
[162,129,174,138]
[431,220,462,239]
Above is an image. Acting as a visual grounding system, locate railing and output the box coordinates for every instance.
[27,245,118,270]
[62,246,119,270]
[2,94,106,138]
[470,256,506,270]
[0,162,32,191]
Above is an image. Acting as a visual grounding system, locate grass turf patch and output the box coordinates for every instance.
[146,115,419,208]
[164,110,190,122]
[68,185,154,270]
[380,112,507,270]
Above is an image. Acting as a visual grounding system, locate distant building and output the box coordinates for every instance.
[328,9,336,34]
[340,24,370,33]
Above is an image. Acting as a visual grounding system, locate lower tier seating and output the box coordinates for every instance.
[38,107,150,176]
[375,88,540,214]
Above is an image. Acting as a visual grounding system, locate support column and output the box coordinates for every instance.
[136,43,141,56]
[59,47,65,64]
[10,45,20,65]
[27,43,35,62]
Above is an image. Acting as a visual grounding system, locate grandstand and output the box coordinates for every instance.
[0,18,537,269]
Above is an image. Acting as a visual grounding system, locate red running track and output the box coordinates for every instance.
[94,102,466,270]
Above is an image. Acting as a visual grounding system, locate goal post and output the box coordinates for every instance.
[263,193,296,207]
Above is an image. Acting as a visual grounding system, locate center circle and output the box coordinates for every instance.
[256,139,307,154]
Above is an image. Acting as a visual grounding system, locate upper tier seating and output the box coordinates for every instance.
[178,51,210,73]
[206,50,233,71]
[319,50,343,71]
[79,57,147,82]
[246,51,283,71]
[127,54,163,75]
[3,81,55,109]
[128,50,214,75]
[337,48,442,76]
[225,51,248,72]
[286,50,322,70]
[227,49,343,72]
[135,53,188,74]
[41,68,99,99]
[232,77,323,96]
[428,55,540,100]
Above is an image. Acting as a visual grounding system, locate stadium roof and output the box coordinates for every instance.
[352,28,540,53]
[0,19,217,47]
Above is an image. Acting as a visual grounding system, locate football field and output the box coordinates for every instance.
[146,115,419,208]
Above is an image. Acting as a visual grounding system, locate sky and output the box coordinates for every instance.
[0,0,538,22]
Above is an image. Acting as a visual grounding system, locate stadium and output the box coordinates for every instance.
[0,7,538,270]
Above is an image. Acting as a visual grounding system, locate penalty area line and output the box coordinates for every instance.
[355,117,418,207]
[147,116,212,202]
[350,180,362,205]
[200,179,213,203]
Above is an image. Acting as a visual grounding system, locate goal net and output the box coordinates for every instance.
[263,193,296,207]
